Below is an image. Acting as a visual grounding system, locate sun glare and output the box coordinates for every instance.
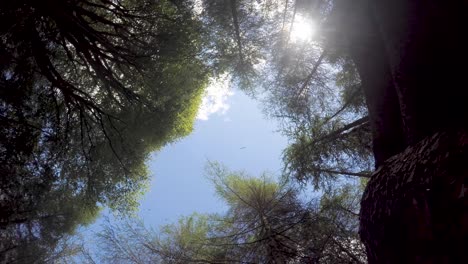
[290,16,316,42]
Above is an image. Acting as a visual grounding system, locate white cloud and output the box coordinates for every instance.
[197,73,234,121]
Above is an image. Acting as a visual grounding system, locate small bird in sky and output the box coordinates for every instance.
[240,147,246,149]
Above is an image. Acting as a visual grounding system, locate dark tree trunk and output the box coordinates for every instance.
[370,0,468,144]
[360,131,468,263]
[346,0,468,262]
[342,0,406,167]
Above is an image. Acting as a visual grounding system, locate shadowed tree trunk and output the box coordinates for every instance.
[361,131,468,263]
[339,0,468,262]
[342,0,406,168]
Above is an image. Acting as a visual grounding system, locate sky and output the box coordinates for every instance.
[74,15,325,257]
[83,79,289,237]
[134,12,320,229]
[138,82,289,228]
[81,14,320,236]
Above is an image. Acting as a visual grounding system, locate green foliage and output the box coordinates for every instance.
[200,0,288,93]
[0,0,210,261]
[283,116,373,188]
[206,161,280,207]
[1,0,378,262]
[200,0,374,187]
[90,163,366,263]
[155,213,224,263]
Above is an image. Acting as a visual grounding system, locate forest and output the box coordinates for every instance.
[1,0,467,263]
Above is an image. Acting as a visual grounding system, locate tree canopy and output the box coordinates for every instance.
[3,0,463,262]
[88,162,366,263]
[1,0,212,261]
[1,0,375,261]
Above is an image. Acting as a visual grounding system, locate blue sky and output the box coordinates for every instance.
[137,88,288,228]
[81,82,289,239]
[77,86,288,261]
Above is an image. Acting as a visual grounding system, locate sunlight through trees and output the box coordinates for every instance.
[2,0,467,262]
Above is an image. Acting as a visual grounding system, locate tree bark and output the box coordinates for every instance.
[370,0,468,144]
[338,0,406,168]
[360,130,468,263]
[349,0,468,262]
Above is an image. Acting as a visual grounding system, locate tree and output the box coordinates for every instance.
[201,0,468,262]
[1,0,210,261]
[90,162,365,263]
[192,0,274,93]
[337,0,468,262]
[199,0,374,187]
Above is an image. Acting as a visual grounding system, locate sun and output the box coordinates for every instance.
[290,16,316,42]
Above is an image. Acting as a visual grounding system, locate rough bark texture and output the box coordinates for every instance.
[360,131,468,263]
[353,0,468,262]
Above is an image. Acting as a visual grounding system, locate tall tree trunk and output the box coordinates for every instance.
[337,0,406,168]
[346,0,468,262]
[370,0,468,144]
[360,131,468,263]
